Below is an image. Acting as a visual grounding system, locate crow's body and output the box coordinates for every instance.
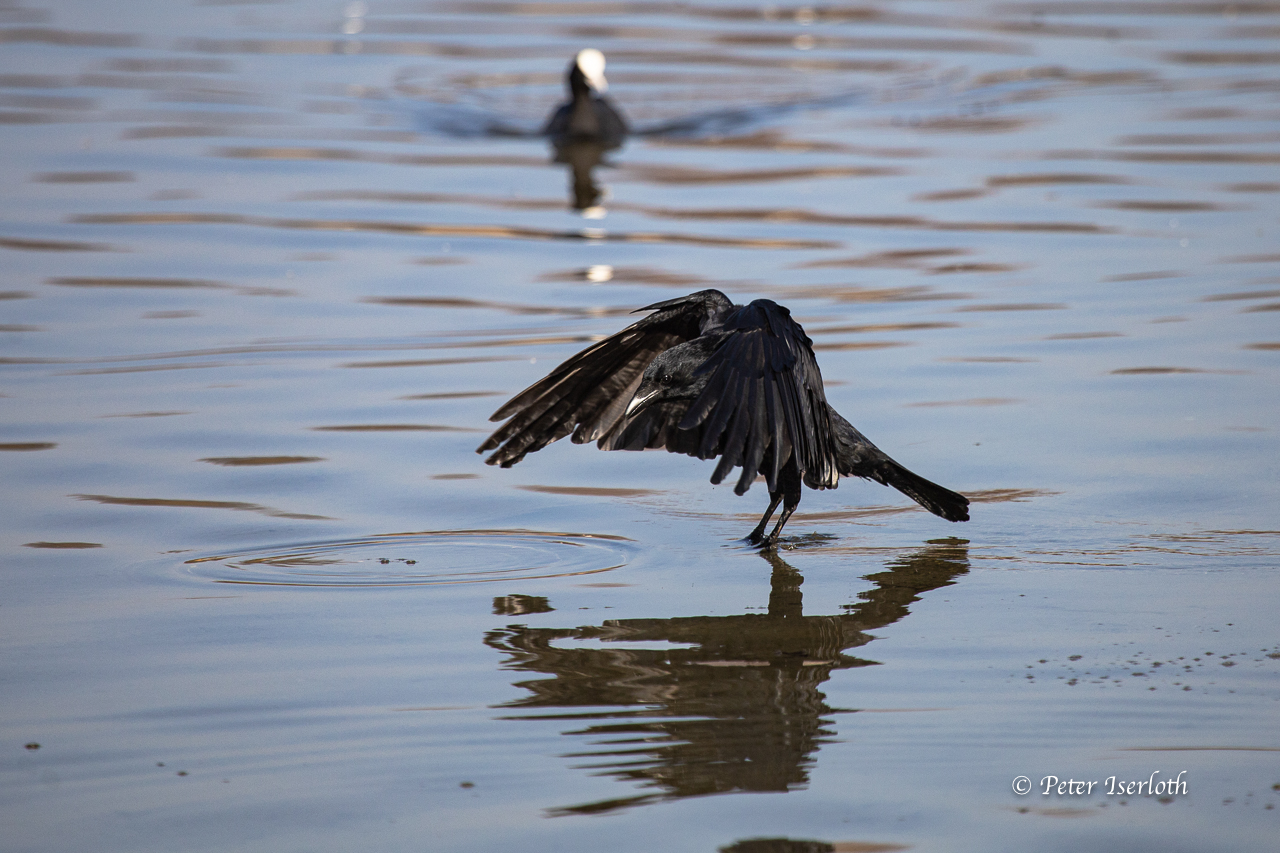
[478,290,969,546]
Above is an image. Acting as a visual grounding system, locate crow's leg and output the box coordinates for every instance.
[763,495,799,549]
[746,492,783,545]
[761,464,803,549]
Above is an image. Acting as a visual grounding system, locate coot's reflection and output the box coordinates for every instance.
[484,538,969,815]
[552,139,614,212]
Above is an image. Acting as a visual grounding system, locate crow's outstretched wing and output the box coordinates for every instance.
[603,299,840,495]
[478,290,733,467]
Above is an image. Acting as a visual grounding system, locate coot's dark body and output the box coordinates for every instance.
[544,48,627,148]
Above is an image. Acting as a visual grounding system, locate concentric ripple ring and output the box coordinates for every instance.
[184,529,634,587]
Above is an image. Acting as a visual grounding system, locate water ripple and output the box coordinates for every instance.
[184,529,635,587]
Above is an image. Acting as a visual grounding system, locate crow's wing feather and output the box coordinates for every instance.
[683,300,838,494]
[607,299,840,495]
[478,290,731,467]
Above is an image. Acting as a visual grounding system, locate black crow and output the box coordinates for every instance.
[478,290,969,546]
[543,49,628,148]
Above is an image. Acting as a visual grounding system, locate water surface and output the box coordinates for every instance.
[2,1,1279,851]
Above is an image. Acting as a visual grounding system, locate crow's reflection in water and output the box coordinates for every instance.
[484,539,970,816]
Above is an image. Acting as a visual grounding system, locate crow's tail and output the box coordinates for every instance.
[828,406,969,522]
[872,457,970,522]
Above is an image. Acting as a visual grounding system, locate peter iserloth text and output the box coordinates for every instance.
[1040,771,1188,797]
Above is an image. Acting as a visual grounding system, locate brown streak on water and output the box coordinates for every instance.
[72,493,332,520]
[0,236,118,252]
[518,485,664,498]
[72,211,838,249]
[312,423,481,432]
[23,541,103,549]
[201,456,324,466]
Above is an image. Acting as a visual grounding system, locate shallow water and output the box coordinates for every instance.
[2,1,1279,850]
